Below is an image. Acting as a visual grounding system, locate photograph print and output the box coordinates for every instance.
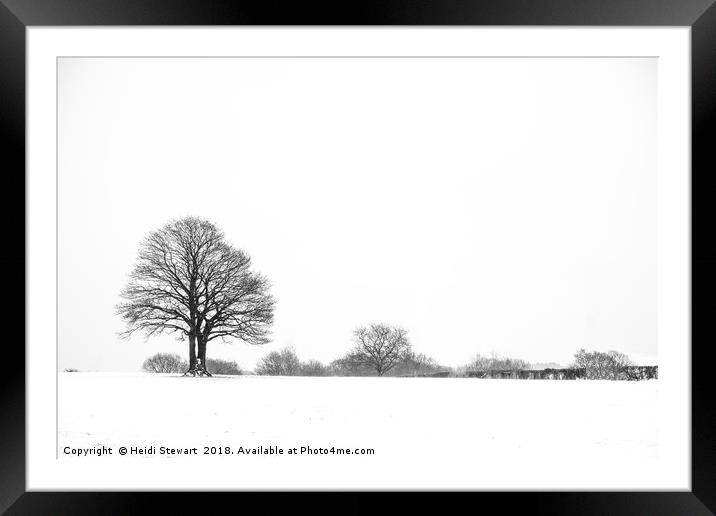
[58,56,659,488]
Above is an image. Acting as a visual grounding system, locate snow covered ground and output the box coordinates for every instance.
[58,372,659,489]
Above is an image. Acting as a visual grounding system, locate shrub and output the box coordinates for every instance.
[255,347,301,376]
[205,358,242,375]
[142,352,188,373]
[298,359,329,376]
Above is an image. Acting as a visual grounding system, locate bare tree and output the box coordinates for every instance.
[142,352,188,373]
[350,324,411,376]
[117,217,275,377]
[255,347,301,376]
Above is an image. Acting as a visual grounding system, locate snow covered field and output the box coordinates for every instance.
[58,372,659,489]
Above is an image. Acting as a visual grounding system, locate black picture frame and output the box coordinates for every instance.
[3,1,714,513]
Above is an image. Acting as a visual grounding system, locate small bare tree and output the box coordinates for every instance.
[117,217,275,377]
[351,324,411,376]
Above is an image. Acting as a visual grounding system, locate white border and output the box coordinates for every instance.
[27,27,690,490]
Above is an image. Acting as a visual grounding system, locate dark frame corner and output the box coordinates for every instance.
[4,0,715,513]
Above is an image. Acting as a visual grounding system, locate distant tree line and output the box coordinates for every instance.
[139,327,654,381]
[248,345,652,380]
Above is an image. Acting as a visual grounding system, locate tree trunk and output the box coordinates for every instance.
[188,334,197,370]
[183,333,211,377]
[196,335,212,377]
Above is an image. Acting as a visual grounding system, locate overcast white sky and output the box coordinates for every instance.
[58,57,657,372]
